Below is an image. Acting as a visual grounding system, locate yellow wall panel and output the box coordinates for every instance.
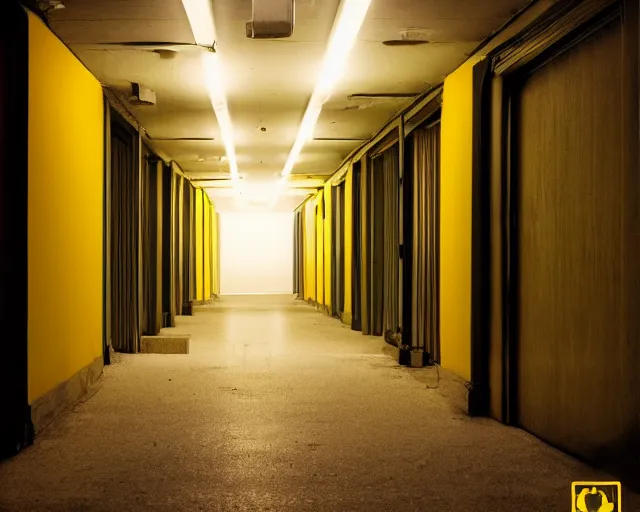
[195,189,204,301]
[315,190,324,306]
[28,12,104,402]
[204,198,211,300]
[323,182,332,310]
[343,167,353,318]
[439,56,484,382]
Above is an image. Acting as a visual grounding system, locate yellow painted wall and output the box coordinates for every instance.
[28,12,104,402]
[315,190,324,306]
[323,182,332,310]
[439,56,484,382]
[304,197,316,301]
[204,198,211,299]
[343,167,353,318]
[195,189,204,301]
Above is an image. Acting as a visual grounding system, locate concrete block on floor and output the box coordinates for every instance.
[140,334,190,354]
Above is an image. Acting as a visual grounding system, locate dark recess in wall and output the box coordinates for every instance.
[0,2,33,458]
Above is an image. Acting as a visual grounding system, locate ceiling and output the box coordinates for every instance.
[48,0,529,212]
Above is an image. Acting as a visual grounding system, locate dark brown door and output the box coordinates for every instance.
[331,182,346,317]
[351,161,362,331]
[514,17,638,473]
[337,181,346,315]
[182,180,192,310]
[381,144,400,341]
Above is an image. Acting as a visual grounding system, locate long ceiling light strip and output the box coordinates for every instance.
[280,0,372,180]
[181,0,239,184]
[202,54,239,183]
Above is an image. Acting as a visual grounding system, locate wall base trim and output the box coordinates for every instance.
[341,312,352,326]
[30,356,103,434]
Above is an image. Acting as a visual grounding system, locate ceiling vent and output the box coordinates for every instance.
[383,29,430,46]
[129,83,156,106]
[246,0,295,39]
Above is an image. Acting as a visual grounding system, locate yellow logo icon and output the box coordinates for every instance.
[572,482,622,512]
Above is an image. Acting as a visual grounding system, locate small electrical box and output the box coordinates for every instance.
[130,83,156,106]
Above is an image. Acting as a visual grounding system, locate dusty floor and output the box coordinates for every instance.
[0,295,637,511]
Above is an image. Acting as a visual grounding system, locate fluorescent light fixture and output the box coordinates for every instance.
[181,0,215,46]
[182,0,239,185]
[202,52,239,183]
[280,0,372,178]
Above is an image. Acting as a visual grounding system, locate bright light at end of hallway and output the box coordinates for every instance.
[280,0,372,179]
[181,0,239,184]
[236,181,282,206]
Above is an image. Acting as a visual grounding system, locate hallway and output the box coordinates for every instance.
[1,296,636,512]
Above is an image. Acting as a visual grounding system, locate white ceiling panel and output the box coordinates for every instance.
[47,0,532,211]
[49,0,194,43]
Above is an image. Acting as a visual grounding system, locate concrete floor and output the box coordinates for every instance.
[0,295,637,511]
